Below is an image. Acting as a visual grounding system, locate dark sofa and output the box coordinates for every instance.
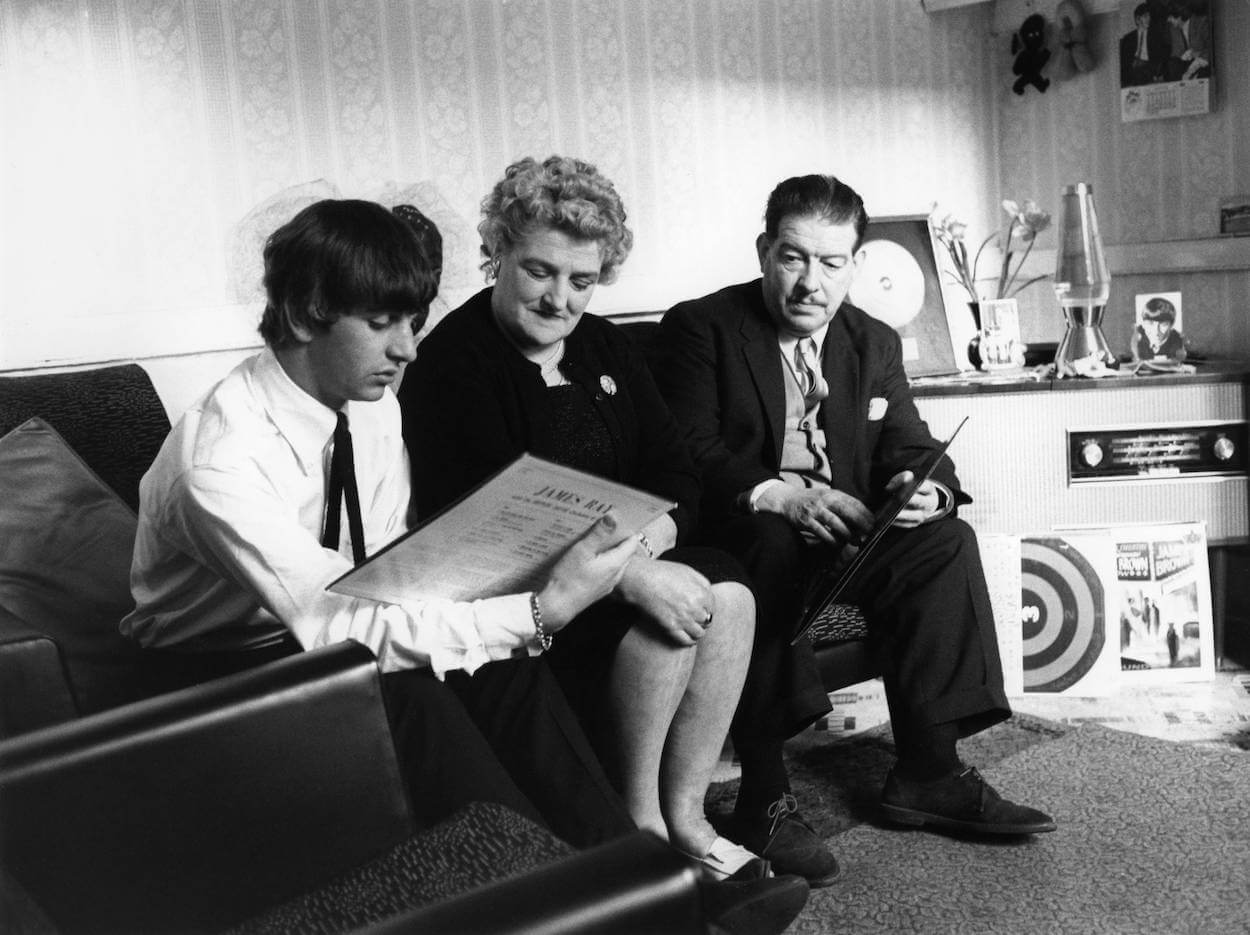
[0,363,704,934]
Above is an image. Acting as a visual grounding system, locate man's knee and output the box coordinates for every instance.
[893,516,980,567]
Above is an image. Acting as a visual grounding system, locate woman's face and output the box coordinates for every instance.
[491,226,604,355]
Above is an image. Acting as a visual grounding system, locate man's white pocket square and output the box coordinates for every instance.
[867,397,888,421]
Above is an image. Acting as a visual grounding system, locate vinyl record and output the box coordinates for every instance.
[847,238,926,329]
[1020,537,1106,693]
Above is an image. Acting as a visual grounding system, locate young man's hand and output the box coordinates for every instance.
[538,512,637,630]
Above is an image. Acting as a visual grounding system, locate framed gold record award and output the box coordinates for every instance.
[847,214,957,378]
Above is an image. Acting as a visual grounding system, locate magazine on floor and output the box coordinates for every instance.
[328,454,674,605]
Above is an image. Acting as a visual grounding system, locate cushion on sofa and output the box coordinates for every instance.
[0,363,170,512]
[0,417,146,721]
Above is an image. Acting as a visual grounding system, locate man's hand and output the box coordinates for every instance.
[885,470,940,528]
[537,513,637,631]
[755,483,874,547]
[614,559,714,647]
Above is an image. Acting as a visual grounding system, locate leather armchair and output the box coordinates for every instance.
[0,640,706,935]
[0,605,77,736]
[366,831,704,935]
[0,641,413,934]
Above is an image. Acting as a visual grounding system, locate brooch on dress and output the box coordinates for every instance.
[599,374,617,396]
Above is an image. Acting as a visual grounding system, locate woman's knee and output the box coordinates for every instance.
[710,580,755,634]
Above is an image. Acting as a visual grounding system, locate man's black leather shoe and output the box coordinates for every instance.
[700,862,810,935]
[726,793,841,887]
[880,765,1056,835]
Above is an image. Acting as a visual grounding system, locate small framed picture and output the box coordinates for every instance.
[1219,195,1250,236]
[845,215,958,378]
[978,298,1025,370]
[1131,291,1185,361]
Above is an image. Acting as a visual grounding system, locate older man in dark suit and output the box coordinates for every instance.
[656,174,1055,886]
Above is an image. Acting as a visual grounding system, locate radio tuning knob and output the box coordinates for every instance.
[1080,440,1104,468]
[1213,435,1235,461]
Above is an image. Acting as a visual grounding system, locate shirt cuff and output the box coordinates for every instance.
[468,590,542,657]
[926,481,955,522]
[424,592,538,678]
[747,478,785,513]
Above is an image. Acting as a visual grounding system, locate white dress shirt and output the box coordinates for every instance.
[122,348,537,677]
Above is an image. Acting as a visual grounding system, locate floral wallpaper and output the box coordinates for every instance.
[0,0,998,368]
[2,0,1244,370]
[994,2,1249,357]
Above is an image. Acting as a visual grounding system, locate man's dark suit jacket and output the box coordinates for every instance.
[658,278,969,525]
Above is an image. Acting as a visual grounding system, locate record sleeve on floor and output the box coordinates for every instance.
[1108,522,1215,683]
[1018,534,1120,696]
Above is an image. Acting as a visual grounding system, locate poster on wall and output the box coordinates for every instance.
[1118,1,1214,122]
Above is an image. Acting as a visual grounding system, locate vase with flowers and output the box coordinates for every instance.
[930,199,1051,370]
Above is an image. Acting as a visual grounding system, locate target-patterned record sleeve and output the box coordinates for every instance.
[1020,537,1114,694]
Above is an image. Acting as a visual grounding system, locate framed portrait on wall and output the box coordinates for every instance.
[1118,0,1214,122]
[847,215,958,378]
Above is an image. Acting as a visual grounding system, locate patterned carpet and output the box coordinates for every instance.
[709,715,1250,935]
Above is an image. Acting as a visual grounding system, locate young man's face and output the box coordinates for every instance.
[756,213,863,338]
[297,310,420,410]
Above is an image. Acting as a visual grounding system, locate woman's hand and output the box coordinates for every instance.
[615,559,714,647]
[537,513,637,631]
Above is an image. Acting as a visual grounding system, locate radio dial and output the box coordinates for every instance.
[1080,440,1104,468]
[1213,435,1236,461]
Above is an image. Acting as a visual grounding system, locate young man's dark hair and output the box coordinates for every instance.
[259,199,440,348]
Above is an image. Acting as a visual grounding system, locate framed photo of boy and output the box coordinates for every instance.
[1131,291,1185,361]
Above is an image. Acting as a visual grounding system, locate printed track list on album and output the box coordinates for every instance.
[328,454,674,604]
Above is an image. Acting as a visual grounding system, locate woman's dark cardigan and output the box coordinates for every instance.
[398,287,702,543]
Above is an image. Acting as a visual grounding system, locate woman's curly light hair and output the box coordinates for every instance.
[478,155,633,284]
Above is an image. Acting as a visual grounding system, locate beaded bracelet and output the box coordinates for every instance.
[637,531,655,560]
[530,591,553,651]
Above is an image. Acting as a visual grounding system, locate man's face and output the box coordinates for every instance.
[1136,11,1150,28]
[490,226,602,355]
[757,214,863,338]
[297,310,420,410]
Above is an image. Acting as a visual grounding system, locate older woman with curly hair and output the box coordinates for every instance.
[398,156,776,885]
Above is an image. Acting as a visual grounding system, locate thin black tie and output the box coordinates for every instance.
[322,411,366,566]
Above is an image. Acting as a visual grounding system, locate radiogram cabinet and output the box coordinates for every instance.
[913,363,1250,666]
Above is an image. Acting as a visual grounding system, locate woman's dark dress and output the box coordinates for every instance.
[399,288,744,735]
